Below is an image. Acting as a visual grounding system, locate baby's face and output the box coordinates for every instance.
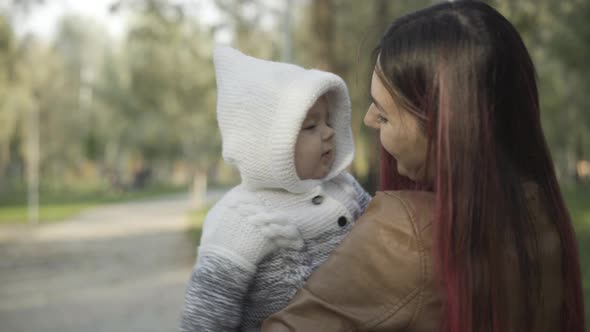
[294,96,335,180]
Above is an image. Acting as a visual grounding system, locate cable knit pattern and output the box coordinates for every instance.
[180,46,371,332]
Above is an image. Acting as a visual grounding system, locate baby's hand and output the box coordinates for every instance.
[234,203,304,251]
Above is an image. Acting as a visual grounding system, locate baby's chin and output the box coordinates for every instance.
[311,164,333,180]
[322,159,336,177]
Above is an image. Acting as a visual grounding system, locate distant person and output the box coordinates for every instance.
[179,46,371,331]
[262,1,586,331]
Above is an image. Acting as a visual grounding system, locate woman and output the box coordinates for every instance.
[261,1,585,331]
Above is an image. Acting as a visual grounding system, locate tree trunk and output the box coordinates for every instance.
[311,0,335,72]
[191,169,208,209]
[25,102,40,224]
[362,0,391,195]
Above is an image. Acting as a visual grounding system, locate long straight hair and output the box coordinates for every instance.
[374,1,585,332]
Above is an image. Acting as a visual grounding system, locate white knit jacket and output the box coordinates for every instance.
[180,46,371,332]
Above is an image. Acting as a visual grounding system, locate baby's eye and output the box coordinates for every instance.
[304,124,317,130]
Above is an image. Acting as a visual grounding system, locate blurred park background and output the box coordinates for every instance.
[0,0,588,331]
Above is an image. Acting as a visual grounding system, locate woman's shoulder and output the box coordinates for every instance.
[365,190,436,235]
[377,190,436,209]
[268,190,437,329]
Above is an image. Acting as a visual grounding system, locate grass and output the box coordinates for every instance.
[0,203,98,224]
[185,204,212,249]
[0,185,187,224]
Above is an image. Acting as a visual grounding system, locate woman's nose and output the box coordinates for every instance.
[364,108,379,129]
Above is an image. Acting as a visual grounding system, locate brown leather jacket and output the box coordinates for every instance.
[262,186,563,331]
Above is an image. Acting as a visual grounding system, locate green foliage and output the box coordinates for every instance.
[0,3,222,197]
[0,0,588,198]
[563,185,590,325]
[490,0,590,182]
[123,8,219,167]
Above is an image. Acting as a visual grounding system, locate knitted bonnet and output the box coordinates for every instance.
[213,46,354,193]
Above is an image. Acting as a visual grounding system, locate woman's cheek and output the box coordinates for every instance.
[382,126,401,156]
[380,131,394,157]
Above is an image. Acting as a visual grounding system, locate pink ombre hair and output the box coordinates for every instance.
[375,1,585,331]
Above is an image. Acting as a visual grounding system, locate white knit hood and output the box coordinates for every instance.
[213,46,354,194]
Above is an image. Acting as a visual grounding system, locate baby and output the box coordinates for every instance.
[180,46,371,331]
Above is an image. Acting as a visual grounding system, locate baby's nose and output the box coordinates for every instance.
[323,125,335,140]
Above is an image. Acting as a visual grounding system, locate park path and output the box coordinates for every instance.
[0,190,224,332]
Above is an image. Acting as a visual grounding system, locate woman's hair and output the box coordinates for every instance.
[374,1,585,331]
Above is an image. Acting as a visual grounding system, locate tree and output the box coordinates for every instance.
[105,2,220,202]
[491,0,590,183]
[0,15,18,181]
[293,0,432,193]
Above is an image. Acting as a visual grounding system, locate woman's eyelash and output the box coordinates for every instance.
[377,114,388,123]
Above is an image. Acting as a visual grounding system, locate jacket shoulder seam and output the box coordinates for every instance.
[367,192,427,327]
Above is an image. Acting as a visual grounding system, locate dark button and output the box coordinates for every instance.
[338,216,348,227]
[312,195,324,205]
